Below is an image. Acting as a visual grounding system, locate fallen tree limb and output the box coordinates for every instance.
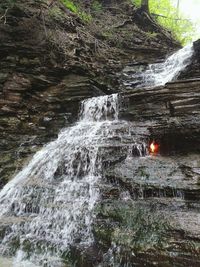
[0,8,9,24]
[113,19,133,29]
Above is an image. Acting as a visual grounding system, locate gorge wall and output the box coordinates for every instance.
[1,0,200,266]
[0,0,180,187]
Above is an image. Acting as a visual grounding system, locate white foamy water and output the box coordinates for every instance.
[80,93,119,121]
[0,254,41,267]
[0,257,13,267]
[0,45,193,267]
[0,94,147,266]
[123,44,193,88]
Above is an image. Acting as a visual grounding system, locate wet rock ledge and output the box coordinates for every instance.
[1,0,200,266]
[92,42,200,266]
[121,78,200,154]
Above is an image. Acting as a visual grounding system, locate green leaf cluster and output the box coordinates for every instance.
[60,0,92,22]
[131,0,141,7]
[112,205,169,251]
[91,0,103,13]
[131,0,195,44]
[61,0,78,13]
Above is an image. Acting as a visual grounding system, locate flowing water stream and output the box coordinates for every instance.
[123,44,193,88]
[0,44,194,266]
[0,94,147,266]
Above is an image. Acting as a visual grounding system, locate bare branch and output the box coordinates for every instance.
[0,8,9,24]
[113,19,132,29]
[152,13,191,22]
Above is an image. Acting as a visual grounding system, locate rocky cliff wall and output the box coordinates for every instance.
[1,1,200,266]
[91,45,200,267]
[0,0,179,186]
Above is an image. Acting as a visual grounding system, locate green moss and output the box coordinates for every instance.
[61,250,77,267]
[9,237,20,254]
[95,201,124,222]
[60,0,92,22]
[137,166,150,179]
[94,201,172,266]
[48,6,66,22]
[21,239,32,254]
[0,0,16,9]
[95,201,170,251]
[93,224,113,246]
[79,12,92,23]
[130,0,141,7]
[102,30,113,38]
[91,0,103,13]
[112,204,170,252]
[61,0,78,13]
[145,31,159,39]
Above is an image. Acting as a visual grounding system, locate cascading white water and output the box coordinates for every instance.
[123,44,194,88]
[0,94,147,266]
[143,44,193,87]
[0,44,194,267]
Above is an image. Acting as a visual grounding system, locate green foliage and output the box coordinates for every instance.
[131,0,141,7]
[91,0,103,13]
[60,0,92,22]
[112,205,169,251]
[0,0,16,9]
[79,12,92,23]
[131,0,194,44]
[61,0,78,13]
[150,0,194,44]
[48,6,66,22]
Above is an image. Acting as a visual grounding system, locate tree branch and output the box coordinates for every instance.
[151,13,191,21]
[0,8,9,24]
[113,19,132,29]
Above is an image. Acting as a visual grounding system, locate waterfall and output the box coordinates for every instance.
[0,94,147,266]
[123,44,194,88]
[0,43,193,267]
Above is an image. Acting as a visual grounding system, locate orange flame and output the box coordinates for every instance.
[150,141,159,154]
[150,142,156,153]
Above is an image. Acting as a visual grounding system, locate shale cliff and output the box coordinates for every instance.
[1,0,200,267]
[0,0,179,186]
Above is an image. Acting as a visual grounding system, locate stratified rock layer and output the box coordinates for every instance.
[1,0,200,266]
[0,0,179,187]
[93,79,200,266]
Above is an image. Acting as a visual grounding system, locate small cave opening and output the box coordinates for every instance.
[149,133,200,156]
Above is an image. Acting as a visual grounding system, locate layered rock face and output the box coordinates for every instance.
[0,0,179,187]
[179,39,200,79]
[92,43,200,266]
[1,0,200,266]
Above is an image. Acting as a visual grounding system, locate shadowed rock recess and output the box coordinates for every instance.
[0,0,200,266]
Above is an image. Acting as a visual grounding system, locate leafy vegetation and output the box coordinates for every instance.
[95,201,171,266]
[131,0,194,44]
[48,6,66,22]
[0,0,16,10]
[60,0,92,22]
[132,0,142,7]
[91,0,103,13]
[61,0,78,13]
[112,204,170,251]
